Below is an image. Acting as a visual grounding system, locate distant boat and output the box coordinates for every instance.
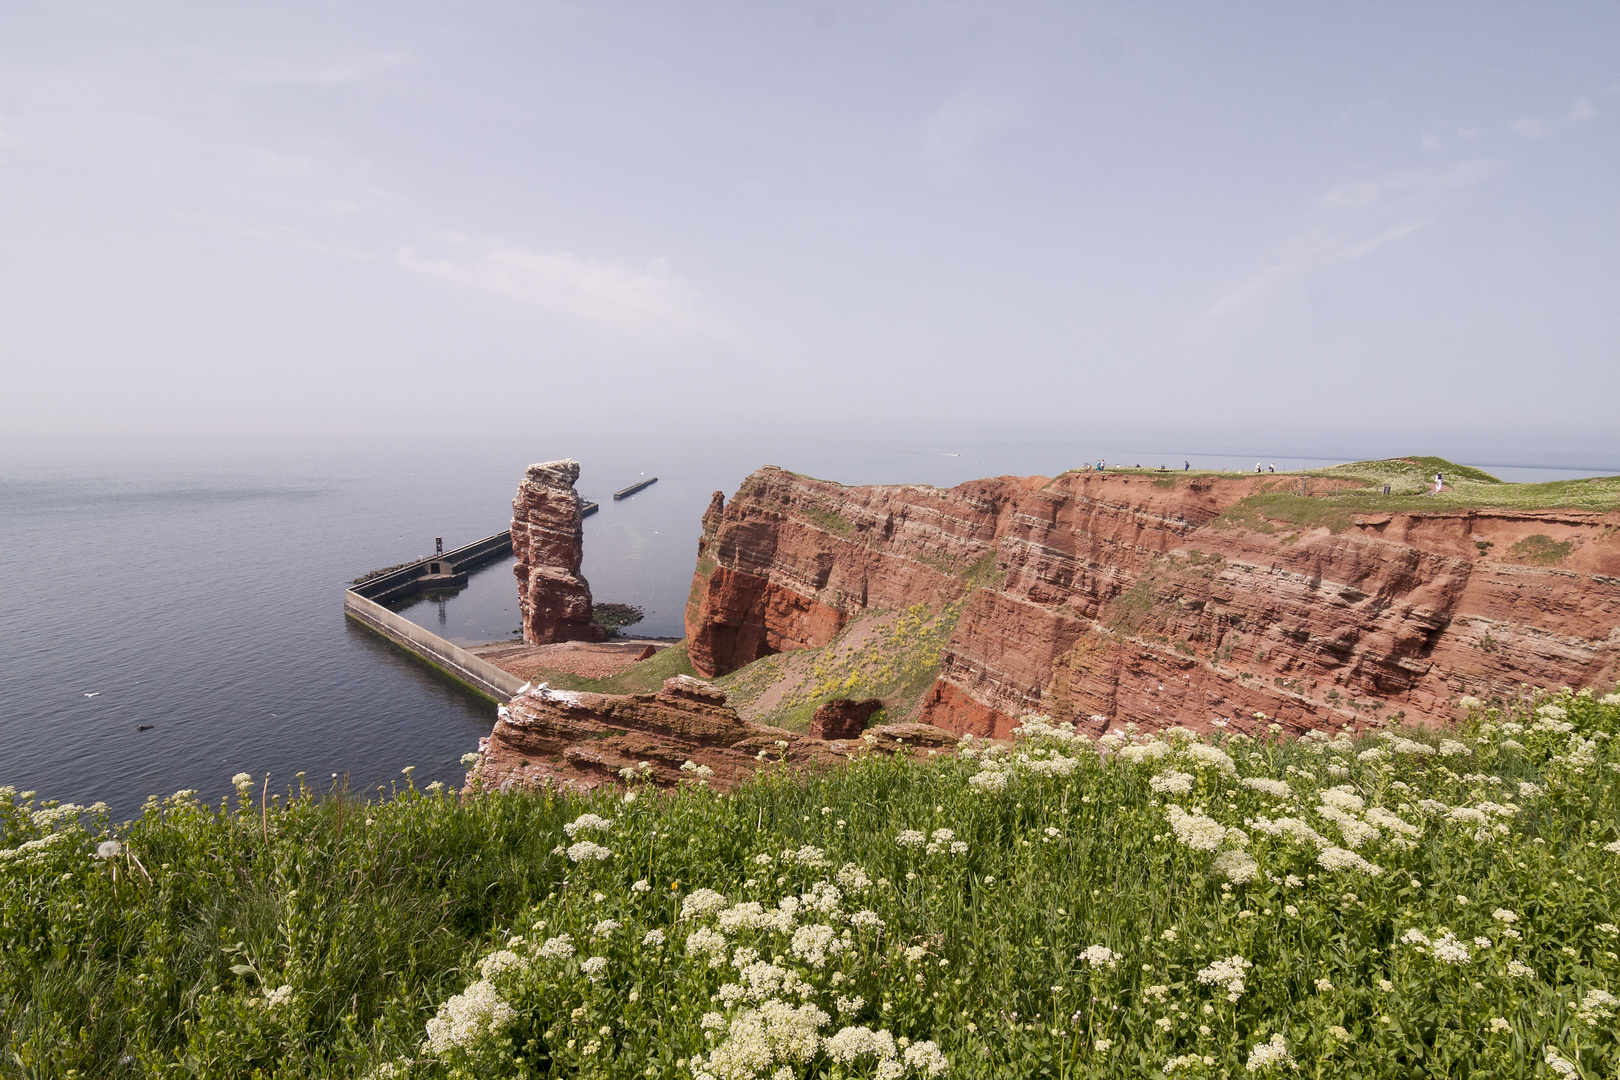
[613,477,658,500]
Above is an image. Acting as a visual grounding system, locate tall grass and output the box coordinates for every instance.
[4,689,1618,1078]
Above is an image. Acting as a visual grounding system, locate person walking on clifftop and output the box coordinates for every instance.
[1433,471,1445,494]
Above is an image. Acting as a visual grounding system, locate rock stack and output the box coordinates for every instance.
[511,459,606,645]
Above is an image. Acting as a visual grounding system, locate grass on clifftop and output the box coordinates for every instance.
[1208,458,1620,532]
[4,688,1619,1079]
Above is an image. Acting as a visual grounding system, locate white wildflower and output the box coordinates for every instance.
[686,928,729,964]
[563,813,614,837]
[642,929,666,947]
[1316,847,1383,875]
[1507,960,1535,978]
[1196,955,1254,1001]
[1575,988,1618,1025]
[1212,849,1259,884]
[1544,1048,1578,1078]
[423,979,515,1054]
[1150,771,1195,795]
[825,1025,897,1066]
[1165,805,1231,851]
[1319,786,1365,813]
[536,934,575,960]
[1079,944,1119,970]
[1430,933,1471,964]
[1245,1033,1292,1072]
[566,840,613,862]
[683,888,730,920]
[903,1040,949,1077]
[790,924,844,968]
[477,950,526,979]
[836,863,872,890]
[581,955,608,980]
[1241,777,1293,798]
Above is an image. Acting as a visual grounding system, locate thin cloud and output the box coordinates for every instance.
[396,237,730,340]
[1511,117,1551,138]
[238,51,411,86]
[1569,97,1600,122]
[923,88,1025,159]
[1201,160,1493,321]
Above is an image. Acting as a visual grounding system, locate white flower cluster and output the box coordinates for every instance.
[779,845,830,869]
[563,813,614,837]
[1575,988,1617,1026]
[1244,1033,1292,1072]
[690,1000,829,1080]
[683,889,730,920]
[1165,805,1237,852]
[1212,849,1259,883]
[1078,944,1119,970]
[1182,742,1238,775]
[1241,776,1292,798]
[1316,846,1384,876]
[423,979,516,1055]
[1150,770,1195,795]
[536,934,575,961]
[1195,955,1254,1001]
[566,840,613,863]
[477,949,526,979]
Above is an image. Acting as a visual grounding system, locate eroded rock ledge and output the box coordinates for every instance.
[469,676,953,794]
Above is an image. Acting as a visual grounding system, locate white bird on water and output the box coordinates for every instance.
[84,692,100,698]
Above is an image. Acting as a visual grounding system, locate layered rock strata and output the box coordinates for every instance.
[469,676,953,794]
[686,467,1620,740]
[512,460,605,644]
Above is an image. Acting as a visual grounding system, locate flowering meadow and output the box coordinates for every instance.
[3,688,1619,1079]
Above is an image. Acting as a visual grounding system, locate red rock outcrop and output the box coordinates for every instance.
[512,460,605,645]
[810,698,885,740]
[686,468,1620,741]
[469,676,954,794]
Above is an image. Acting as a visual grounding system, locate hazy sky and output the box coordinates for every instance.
[2,3,1616,452]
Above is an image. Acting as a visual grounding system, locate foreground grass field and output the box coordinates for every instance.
[4,689,1618,1079]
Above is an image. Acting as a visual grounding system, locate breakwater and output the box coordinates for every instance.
[613,477,657,500]
[343,532,526,704]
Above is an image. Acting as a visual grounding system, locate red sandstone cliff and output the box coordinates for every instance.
[685,468,1620,740]
[512,459,605,645]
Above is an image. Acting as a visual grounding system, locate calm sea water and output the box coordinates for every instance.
[2,433,1611,818]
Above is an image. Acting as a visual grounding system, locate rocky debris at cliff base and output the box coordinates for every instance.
[468,676,956,795]
[471,640,664,681]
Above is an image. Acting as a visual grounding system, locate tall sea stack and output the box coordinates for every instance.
[512,459,605,645]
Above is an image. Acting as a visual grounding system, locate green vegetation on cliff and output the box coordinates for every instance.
[4,689,1619,1078]
[716,600,966,731]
